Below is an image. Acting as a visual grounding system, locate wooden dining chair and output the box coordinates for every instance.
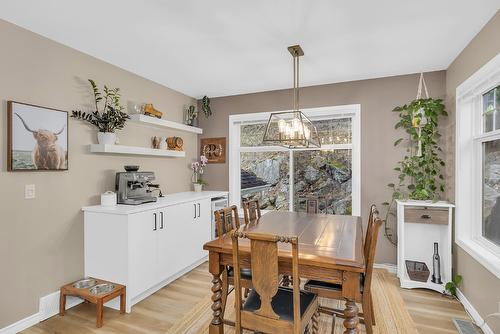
[231,230,319,334]
[303,205,383,334]
[242,199,262,225]
[213,206,253,319]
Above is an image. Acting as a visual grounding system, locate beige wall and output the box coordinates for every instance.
[199,70,447,265]
[446,11,500,332]
[0,19,197,327]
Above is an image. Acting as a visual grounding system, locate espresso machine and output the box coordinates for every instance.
[115,166,160,205]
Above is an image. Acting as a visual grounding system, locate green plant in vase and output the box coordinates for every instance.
[382,97,448,245]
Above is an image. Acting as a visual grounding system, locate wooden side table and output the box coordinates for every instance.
[59,278,126,328]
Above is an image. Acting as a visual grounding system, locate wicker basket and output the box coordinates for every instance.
[405,260,430,282]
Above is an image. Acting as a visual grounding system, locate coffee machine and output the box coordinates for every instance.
[115,166,159,205]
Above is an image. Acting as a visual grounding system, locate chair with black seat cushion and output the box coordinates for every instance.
[303,204,382,334]
[214,205,253,320]
[242,199,262,225]
[231,230,319,334]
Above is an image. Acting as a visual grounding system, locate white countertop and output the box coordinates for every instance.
[82,191,228,215]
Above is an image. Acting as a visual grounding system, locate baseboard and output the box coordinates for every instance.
[0,291,83,334]
[39,291,84,321]
[0,313,40,334]
[456,288,494,334]
[374,263,397,274]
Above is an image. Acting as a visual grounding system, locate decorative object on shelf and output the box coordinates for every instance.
[262,45,320,148]
[151,136,160,149]
[127,101,144,115]
[405,260,430,282]
[431,242,443,284]
[184,105,198,126]
[72,79,129,145]
[200,137,226,163]
[7,101,68,171]
[159,137,167,149]
[191,155,208,191]
[142,103,163,119]
[382,73,448,246]
[167,136,184,151]
[100,191,117,207]
[201,96,212,118]
[444,274,462,297]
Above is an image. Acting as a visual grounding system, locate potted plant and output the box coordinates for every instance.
[191,155,208,192]
[72,79,129,145]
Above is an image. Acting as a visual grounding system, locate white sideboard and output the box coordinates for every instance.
[82,191,227,312]
[396,200,454,293]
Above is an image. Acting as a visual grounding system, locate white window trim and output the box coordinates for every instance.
[455,52,500,279]
[229,104,361,216]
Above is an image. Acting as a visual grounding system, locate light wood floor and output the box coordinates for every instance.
[22,262,471,334]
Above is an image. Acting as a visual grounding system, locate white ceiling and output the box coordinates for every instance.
[0,1,498,98]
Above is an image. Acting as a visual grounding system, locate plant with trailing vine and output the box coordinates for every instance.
[382,98,448,245]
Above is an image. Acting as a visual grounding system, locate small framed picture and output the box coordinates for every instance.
[7,101,68,171]
[200,137,226,163]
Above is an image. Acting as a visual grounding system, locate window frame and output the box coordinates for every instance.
[456,52,500,279]
[229,104,361,216]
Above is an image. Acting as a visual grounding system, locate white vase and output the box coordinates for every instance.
[97,132,117,145]
[193,183,203,192]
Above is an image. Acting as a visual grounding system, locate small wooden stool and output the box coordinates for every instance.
[59,278,126,328]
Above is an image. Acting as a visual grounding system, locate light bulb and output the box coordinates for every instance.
[278,119,286,132]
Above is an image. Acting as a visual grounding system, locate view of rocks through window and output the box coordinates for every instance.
[240,118,353,214]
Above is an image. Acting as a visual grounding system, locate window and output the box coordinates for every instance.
[229,105,360,216]
[456,53,500,278]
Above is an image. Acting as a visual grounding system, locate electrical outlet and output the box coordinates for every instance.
[25,184,35,199]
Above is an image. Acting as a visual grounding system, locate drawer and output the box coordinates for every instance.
[404,206,448,225]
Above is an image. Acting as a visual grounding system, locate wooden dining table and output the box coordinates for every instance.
[203,211,365,334]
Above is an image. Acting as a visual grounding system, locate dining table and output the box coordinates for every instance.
[202,210,365,334]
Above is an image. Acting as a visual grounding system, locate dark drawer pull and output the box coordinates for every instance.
[421,214,431,219]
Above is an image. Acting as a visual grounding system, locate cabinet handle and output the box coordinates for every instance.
[153,213,157,231]
[194,204,197,219]
[160,211,164,229]
[197,203,201,218]
[421,214,431,219]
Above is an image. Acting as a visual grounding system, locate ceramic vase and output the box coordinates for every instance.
[97,132,116,145]
[193,183,203,192]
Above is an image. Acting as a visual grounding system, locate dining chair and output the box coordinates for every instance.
[242,199,262,225]
[213,205,253,319]
[303,205,382,334]
[231,230,319,334]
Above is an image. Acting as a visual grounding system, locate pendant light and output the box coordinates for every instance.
[262,45,320,148]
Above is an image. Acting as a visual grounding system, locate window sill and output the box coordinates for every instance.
[456,237,500,279]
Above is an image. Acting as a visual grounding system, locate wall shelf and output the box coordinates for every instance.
[89,144,186,157]
[129,114,203,134]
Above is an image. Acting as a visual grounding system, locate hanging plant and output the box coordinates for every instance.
[382,74,448,245]
[201,95,212,118]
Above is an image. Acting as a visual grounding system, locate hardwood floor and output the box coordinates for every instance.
[22,262,472,334]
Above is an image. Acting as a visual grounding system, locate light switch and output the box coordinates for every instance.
[25,184,35,199]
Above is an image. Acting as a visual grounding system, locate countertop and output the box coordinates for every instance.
[82,191,228,215]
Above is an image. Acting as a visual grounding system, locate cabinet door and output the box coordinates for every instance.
[157,204,186,280]
[129,210,158,298]
[197,199,212,255]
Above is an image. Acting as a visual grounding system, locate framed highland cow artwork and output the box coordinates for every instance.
[7,101,68,171]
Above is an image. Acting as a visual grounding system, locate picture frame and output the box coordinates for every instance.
[7,101,69,171]
[200,137,226,163]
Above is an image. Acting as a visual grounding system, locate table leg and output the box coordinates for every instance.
[120,289,126,314]
[59,290,66,316]
[209,252,224,334]
[96,300,104,328]
[343,299,359,334]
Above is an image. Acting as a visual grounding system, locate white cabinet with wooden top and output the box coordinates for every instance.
[82,191,226,312]
[396,200,454,293]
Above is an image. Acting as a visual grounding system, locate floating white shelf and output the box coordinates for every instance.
[89,144,186,157]
[129,114,203,134]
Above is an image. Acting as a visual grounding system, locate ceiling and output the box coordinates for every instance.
[0,1,498,98]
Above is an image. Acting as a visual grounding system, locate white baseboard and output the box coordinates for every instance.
[374,263,398,274]
[0,291,83,334]
[0,313,40,334]
[456,288,494,334]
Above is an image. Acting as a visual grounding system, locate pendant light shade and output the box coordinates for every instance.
[262,45,321,148]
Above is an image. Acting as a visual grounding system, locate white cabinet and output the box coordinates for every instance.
[83,193,224,313]
[396,200,454,293]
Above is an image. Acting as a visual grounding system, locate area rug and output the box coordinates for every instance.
[166,270,419,334]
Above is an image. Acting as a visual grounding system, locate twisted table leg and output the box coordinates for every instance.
[343,299,359,334]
